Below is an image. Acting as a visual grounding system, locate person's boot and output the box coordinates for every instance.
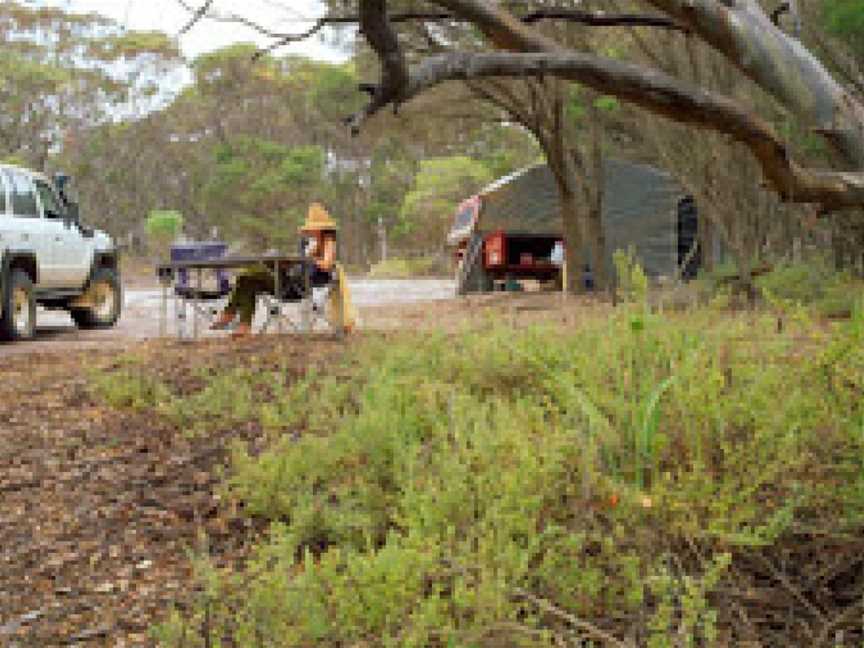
[210,309,236,330]
[231,322,252,338]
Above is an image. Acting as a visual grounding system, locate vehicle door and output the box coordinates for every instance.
[34,178,92,288]
[4,170,55,287]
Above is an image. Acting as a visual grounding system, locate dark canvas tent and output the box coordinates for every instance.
[465,159,700,280]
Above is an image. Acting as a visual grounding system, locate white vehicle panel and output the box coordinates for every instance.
[58,221,95,287]
[1,163,117,299]
[34,178,93,287]
[2,169,57,287]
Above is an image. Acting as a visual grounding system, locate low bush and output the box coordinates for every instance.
[90,367,171,411]
[139,307,864,646]
[695,255,864,317]
[756,256,863,317]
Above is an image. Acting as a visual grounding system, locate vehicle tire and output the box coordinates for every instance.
[70,268,122,329]
[0,269,37,342]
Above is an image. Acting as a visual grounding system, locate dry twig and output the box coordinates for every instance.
[178,0,214,35]
[511,587,631,647]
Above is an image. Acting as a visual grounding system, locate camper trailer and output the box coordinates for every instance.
[448,161,706,294]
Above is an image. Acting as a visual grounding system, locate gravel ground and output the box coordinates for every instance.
[0,278,457,357]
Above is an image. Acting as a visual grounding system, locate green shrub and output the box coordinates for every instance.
[756,256,862,317]
[696,255,864,317]
[613,246,648,304]
[90,368,171,410]
[145,209,184,259]
[160,368,276,432]
[149,309,864,645]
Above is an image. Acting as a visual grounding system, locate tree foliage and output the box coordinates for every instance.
[204,138,325,248]
[0,1,182,167]
[399,156,493,246]
[823,0,864,56]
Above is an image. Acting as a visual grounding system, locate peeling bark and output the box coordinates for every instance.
[642,0,864,167]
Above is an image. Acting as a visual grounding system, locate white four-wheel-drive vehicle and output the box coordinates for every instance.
[0,163,121,341]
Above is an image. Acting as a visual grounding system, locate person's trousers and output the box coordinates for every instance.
[225,266,333,324]
[225,270,274,324]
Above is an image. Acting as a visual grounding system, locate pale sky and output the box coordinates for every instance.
[43,0,351,63]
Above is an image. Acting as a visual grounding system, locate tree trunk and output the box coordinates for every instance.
[560,188,586,294]
[586,205,605,291]
[699,214,715,272]
[585,106,606,291]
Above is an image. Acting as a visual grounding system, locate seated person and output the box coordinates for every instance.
[211,203,338,337]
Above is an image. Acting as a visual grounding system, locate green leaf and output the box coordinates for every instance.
[594,95,620,112]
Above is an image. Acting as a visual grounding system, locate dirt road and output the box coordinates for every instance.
[0,278,456,357]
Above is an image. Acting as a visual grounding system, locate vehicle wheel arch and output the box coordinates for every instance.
[2,251,38,286]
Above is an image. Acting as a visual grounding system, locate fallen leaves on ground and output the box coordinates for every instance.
[0,335,345,646]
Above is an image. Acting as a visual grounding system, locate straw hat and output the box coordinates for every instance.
[299,202,338,232]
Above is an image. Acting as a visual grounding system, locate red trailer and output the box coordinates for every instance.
[448,169,565,294]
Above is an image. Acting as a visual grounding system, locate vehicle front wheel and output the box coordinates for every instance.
[0,269,37,342]
[70,268,122,329]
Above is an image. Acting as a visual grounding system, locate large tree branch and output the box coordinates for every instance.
[351,50,864,210]
[425,0,864,169]
[254,9,684,60]
[640,0,864,168]
[353,0,410,129]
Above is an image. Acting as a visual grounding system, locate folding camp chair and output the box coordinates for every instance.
[167,241,234,339]
[258,260,341,334]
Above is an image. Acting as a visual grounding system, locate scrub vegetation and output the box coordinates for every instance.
[86,283,864,645]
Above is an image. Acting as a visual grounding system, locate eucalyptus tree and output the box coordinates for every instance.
[0,2,182,168]
[339,1,864,208]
